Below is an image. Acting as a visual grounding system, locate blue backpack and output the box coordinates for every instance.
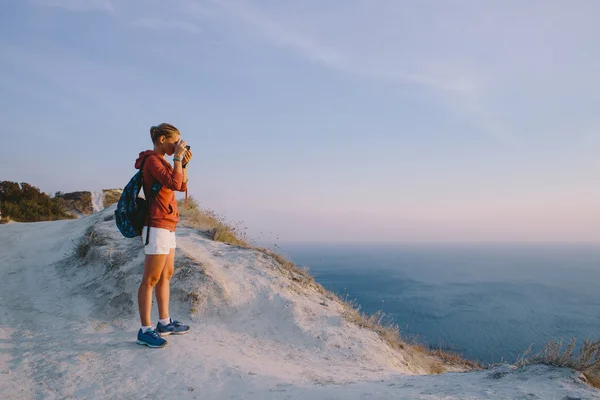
[114,156,162,245]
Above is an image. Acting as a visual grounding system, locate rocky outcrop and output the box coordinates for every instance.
[56,189,122,217]
[57,191,94,216]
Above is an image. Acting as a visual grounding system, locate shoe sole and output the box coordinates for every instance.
[158,330,190,337]
[136,340,167,348]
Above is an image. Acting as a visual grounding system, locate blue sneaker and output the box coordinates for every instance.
[156,318,190,336]
[137,328,167,348]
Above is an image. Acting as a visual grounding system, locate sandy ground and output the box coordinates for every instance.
[1,206,598,399]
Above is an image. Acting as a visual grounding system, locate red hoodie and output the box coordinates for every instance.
[134,150,187,232]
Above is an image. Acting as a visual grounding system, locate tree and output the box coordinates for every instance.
[0,181,75,222]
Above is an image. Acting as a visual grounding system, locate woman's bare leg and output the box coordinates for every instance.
[156,248,175,320]
[138,254,169,327]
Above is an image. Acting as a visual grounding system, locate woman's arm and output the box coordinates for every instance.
[147,157,185,190]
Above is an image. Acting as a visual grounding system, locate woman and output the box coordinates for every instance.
[134,123,192,348]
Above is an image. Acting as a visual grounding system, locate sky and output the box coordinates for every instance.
[2,0,600,243]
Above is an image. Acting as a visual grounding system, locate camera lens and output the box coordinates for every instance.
[186,145,191,150]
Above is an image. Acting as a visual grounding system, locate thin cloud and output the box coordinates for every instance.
[209,0,519,145]
[33,0,115,13]
[132,17,202,35]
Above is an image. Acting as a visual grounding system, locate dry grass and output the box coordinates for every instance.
[425,345,483,369]
[428,362,446,375]
[517,338,600,388]
[584,371,600,389]
[344,307,404,348]
[0,217,11,224]
[105,246,128,271]
[75,226,108,260]
[176,199,480,372]
[103,213,115,222]
[102,188,122,208]
[59,191,94,215]
[257,246,480,371]
[338,293,481,371]
[187,292,201,314]
[255,246,319,287]
[177,197,250,247]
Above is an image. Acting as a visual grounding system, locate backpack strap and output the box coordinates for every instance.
[145,200,152,246]
[145,182,162,245]
[140,155,161,246]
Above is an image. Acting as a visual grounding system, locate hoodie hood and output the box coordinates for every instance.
[134,150,158,170]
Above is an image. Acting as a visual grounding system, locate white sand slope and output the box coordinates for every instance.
[1,206,598,399]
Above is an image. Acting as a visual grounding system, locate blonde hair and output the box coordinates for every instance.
[150,123,180,143]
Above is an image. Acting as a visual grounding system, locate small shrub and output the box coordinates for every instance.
[344,306,403,347]
[429,362,446,374]
[188,292,201,314]
[209,226,243,245]
[103,213,115,222]
[76,240,91,259]
[75,226,108,260]
[427,346,483,369]
[106,247,128,271]
[517,338,600,389]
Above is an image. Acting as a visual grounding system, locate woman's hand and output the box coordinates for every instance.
[182,150,193,166]
[174,140,188,159]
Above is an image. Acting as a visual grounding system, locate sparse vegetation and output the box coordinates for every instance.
[102,189,122,208]
[426,346,484,370]
[428,362,447,375]
[336,290,482,371]
[105,246,129,271]
[103,213,115,222]
[516,338,600,388]
[342,304,404,348]
[179,196,600,384]
[255,246,318,286]
[177,197,250,247]
[75,226,109,260]
[187,291,201,314]
[57,191,93,215]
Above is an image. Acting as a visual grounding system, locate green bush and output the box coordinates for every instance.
[0,181,75,222]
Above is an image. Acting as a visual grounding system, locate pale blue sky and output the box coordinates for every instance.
[2,0,600,243]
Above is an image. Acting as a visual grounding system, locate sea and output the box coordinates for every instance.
[277,242,600,364]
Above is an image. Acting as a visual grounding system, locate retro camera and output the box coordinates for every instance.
[177,139,191,150]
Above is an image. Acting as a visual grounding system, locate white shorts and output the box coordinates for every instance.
[142,226,176,255]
